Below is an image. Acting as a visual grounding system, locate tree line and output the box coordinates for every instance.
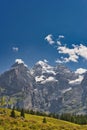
[10,108,87,125]
[10,107,25,118]
[10,107,47,123]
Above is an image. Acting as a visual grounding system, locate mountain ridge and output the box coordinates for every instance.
[0,59,87,114]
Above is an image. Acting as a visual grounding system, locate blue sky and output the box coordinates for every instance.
[0,0,87,73]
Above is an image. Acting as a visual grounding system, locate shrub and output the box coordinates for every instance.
[20,108,25,118]
[10,108,15,118]
[43,117,47,123]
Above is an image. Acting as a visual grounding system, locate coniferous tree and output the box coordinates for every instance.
[20,108,25,118]
[10,107,15,118]
[29,109,35,115]
[43,117,47,123]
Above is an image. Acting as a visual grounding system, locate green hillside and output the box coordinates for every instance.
[0,108,87,130]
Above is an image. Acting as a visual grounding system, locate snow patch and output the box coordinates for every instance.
[30,69,34,75]
[15,59,28,67]
[62,87,72,94]
[15,59,24,64]
[35,75,45,82]
[44,69,56,75]
[75,68,87,75]
[36,60,56,75]
[41,76,58,84]
[69,75,84,85]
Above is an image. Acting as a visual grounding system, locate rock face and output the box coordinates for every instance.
[0,60,87,114]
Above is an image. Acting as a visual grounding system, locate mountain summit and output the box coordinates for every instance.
[11,59,28,68]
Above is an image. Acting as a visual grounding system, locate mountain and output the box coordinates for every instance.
[0,59,87,114]
[81,72,87,113]
[31,61,83,113]
[0,59,35,109]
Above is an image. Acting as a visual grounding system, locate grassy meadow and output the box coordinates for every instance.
[0,108,87,130]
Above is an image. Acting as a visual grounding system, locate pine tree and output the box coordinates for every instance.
[20,108,25,118]
[43,117,47,123]
[10,107,15,118]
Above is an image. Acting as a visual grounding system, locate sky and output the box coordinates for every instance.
[0,0,87,73]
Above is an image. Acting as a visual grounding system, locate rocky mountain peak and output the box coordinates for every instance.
[11,59,28,68]
[55,64,71,73]
[32,60,56,76]
[35,60,52,69]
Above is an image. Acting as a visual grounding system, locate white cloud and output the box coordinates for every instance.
[45,34,64,45]
[58,46,75,54]
[57,41,61,45]
[55,55,78,63]
[57,44,87,63]
[44,59,48,63]
[63,55,79,63]
[55,59,64,64]
[58,35,64,39]
[12,47,19,52]
[77,44,87,59]
[57,45,79,63]
[45,34,55,45]
[45,34,87,63]
[75,68,87,75]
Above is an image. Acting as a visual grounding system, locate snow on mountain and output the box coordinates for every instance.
[15,59,28,67]
[35,75,58,83]
[41,76,58,84]
[35,75,45,82]
[75,68,87,75]
[44,69,56,75]
[15,59,24,64]
[69,75,84,85]
[36,60,49,66]
[69,68,87,85]
[36,61,56,75]
[68,68,87,85]
[62,87,72,94]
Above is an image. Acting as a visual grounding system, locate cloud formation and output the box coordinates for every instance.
[12,47,19,52]
[58,35,64,39]
[55,59,64,64]
[58,44,87,63]
[57,41,61,46]
[44,59,48,63]
[45,34,87,63]
[45,34,55,45]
